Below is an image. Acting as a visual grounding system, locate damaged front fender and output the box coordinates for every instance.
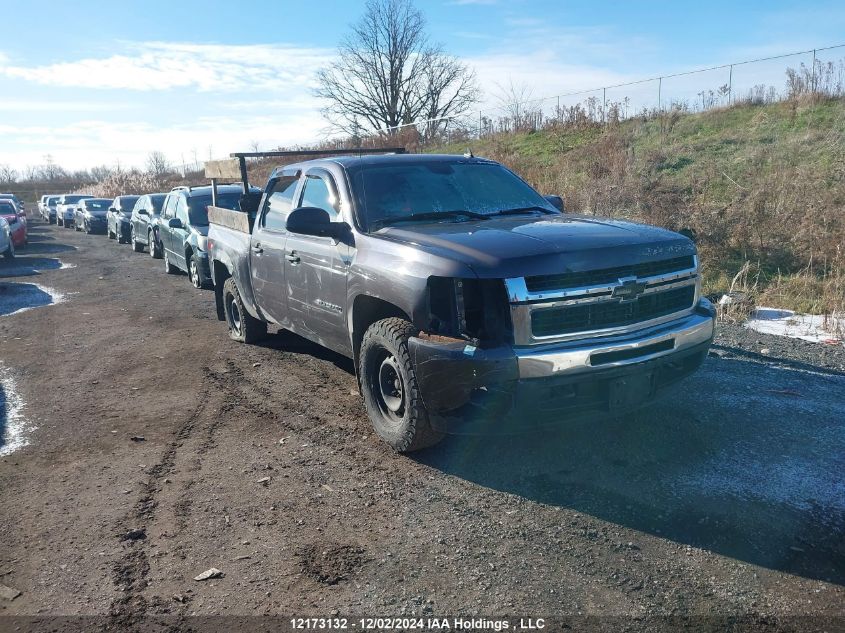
[408,335,519,413]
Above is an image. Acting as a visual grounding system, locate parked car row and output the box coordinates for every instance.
[39,185,257,289]
[0,193,28,256]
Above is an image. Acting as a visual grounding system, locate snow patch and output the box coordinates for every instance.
[745,307,844,345]
[0,365,34,456]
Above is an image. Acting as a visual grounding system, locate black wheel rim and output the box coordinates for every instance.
[373,351,405,426]
[227,295,242,335]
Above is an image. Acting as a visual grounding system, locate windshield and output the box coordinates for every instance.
[351,161,555,229]
[85,200,111,213]
[149,194,166,213]
[64,195,92,203]
[0,202,15,215]
[117,196,140,211]
[187,192,241,225]
[47,197,59,206]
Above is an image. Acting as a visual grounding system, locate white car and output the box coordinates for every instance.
[0,216,14,260]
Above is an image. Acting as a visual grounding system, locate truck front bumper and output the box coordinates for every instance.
[409,300,716,433]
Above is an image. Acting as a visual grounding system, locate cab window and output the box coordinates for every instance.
[162,195,177,218]
[176,196,189,224]
[261,176,299,231]
[299,174,339,222]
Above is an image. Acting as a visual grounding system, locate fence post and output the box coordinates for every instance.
[728,64,733,104]
[658,77,662,111]
[602,87,606,125]
[811,49,817,93]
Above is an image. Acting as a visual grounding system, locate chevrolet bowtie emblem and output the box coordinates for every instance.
[611,277,647,302]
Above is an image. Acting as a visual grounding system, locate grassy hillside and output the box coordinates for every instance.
[437,97,845,315]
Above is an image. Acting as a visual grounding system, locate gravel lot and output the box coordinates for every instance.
[0,220,843,631]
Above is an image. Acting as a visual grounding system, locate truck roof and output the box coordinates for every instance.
[271,153,497,178]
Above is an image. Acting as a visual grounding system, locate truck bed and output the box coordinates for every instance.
[208,206,251,233]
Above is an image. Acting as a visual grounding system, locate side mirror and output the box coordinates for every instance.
[544,195,565,212]
[168,218,183,229]
[109,207,116,213]
[138,209,149,216]
[286,206,346,239]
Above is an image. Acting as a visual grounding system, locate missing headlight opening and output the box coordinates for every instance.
[426,277,512,345]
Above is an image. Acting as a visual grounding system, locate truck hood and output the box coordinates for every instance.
[373,214,696,278]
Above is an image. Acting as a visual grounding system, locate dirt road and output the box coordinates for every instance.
[0,220,843,630]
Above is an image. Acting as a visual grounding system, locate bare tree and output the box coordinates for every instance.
[90,164,115,182]
[0,164,16,184]
[146,151,171,179]
[315,0,479,138]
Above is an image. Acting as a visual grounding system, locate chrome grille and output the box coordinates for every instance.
[506,255,699,345]
[531,285,696,337]
[525,255,695,293]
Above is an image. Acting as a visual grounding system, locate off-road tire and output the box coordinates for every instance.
[222,277,266,344]
[359,317,444,452]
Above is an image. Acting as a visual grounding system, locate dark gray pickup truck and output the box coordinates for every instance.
[208,153,715,452]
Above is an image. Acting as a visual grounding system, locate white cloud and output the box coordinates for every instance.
[0,114,327,172]
[0,41,333,93]
[0,100,134,112]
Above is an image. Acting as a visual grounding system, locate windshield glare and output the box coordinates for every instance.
[352,162,554,229]
[85,201,111,212]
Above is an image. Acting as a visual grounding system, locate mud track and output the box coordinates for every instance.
[0,220,843,630]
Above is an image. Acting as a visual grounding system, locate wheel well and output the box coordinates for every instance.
[213,261,231,321]
[351,296,411,368]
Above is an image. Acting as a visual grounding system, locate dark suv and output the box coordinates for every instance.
[107,195,140,244]
[158,185,258,288]
[74,198,112,234]
[129,193,166,254]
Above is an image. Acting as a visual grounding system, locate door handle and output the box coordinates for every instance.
[285,252,301,265]
[251,243,263,254]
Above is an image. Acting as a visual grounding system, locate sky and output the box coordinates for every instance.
[0,0,843,173]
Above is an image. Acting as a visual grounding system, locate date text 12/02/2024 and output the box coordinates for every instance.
[290,617,546,630]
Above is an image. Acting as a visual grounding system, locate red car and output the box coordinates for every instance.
[0,200,27,247]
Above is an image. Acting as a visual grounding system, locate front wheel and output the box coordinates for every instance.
[222,277,266,343]
[188,254,206,289]
[358,318,443,452]
[3,241,14,260]
[57,218,64,227]
[131,227,144,252]
[149,230,162,258]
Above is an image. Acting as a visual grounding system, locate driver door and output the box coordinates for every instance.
[250,172,300,325]
[285,169,351,355]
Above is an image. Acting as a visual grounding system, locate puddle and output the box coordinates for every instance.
[0,257,67,278]
[0,281,65,317]
[0,364,33,456]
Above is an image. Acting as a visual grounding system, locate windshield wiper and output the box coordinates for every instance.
[487,206,557,217]
[373,210,489,228]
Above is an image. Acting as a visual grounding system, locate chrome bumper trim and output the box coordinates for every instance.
[515,310,714,379]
